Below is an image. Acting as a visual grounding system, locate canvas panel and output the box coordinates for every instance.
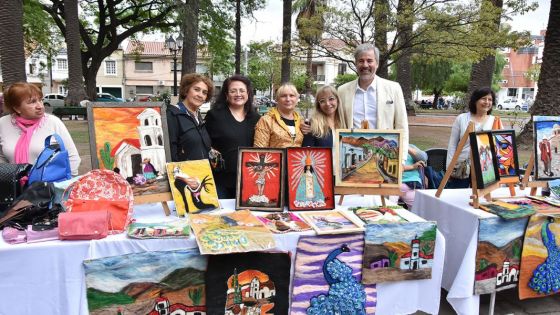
[474,217,528,295]
[286,147,335,211]
[519,214,560,299]
[87,103,171,197]
[189,210,276,255]
[533,116,560,180]
[492,130,520,178]
[127,219,190,239]
[470,131,500,188]
[83,249,207,315]
[362,222,437,284]
[205,252,291,315]
[479,201,535,219]
[291,234,376,315]
[350,206,408,224]
[334,129,403,188]
[236,148,285,211]
[300,210,364,235]
[166,160,219,215]
[257,212,311,233]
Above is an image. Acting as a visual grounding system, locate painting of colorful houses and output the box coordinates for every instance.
[87,103,171,197]
[362,222,436,284]
[533,116,560,180]
[83,249,207,315]
[335,130,403,188]
[474,217,528,295]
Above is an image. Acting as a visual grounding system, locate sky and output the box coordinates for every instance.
[240,0,550,45]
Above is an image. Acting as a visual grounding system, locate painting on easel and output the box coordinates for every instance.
[470,131,500,188]
[492,130,520,178]
[334,129,403,188]
[533,116,560,180]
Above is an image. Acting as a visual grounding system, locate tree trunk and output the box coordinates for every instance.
[182,0,199,75]
[518,1,560,145]
[305,45,313,97]
[83,57,101,100]
[281,0,292,84]
[63,0,87,105]
[0,0,26,88]
[396,0,414,115]
[235,0,241,74]
[374,0,389,78]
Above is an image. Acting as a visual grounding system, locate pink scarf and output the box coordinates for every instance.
[14,115,44,163]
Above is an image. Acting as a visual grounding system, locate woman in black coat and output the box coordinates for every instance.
[205,75,260,199]
[167,73,214,161]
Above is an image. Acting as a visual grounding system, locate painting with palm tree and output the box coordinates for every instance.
[334,129,403,187]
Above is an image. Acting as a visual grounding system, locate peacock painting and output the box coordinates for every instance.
[528,219,560,294]
[291,235,376,315]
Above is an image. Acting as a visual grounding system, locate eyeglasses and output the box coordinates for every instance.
[318,96,336,105]
[228,89,247,95]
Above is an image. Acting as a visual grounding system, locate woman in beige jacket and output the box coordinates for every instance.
[254,83,304,148]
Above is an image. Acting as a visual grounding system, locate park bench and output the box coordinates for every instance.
[52,106,87,120]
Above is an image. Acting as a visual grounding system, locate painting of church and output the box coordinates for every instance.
[496,260,519,288]
[224,268,276,314]
[399,236,434,270]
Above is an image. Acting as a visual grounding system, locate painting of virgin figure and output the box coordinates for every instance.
[469,131,500,188]
[533,116,560,180]
[287,147,334,211]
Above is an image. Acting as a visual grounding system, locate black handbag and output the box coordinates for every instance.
[0,163,32,213]
[0,181,55,229]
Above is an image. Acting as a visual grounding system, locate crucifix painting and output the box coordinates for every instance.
[236,148,285,211]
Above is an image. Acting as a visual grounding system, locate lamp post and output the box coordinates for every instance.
[165,34,183,96]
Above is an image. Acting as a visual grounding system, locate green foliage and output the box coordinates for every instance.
[334,74,357,88]
[418,226,437,241]
[86,288,134,311]
[479,258,488,270]
[512,239,522,259]
[188,287,203,305]
[100,142,114,170]
[524,64,540,82]
[199,0,235,77]
[421,243,433,256]
[247,41,281,92]
[412,57,453,94]
[388,250,398,267]
[444,63,471,93]
[23,0,62,55]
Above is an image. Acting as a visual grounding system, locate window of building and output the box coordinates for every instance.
[57,59,68,70]
[29,63,36,74]
[135,61,153,72]
[338,63,347,75]
[58,85,67,95]
[507,88,517,97]
[136,85,154,94]
[105,60,117,75]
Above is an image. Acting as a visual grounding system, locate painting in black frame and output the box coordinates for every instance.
[491,129,520,178]
[469,131,500,188]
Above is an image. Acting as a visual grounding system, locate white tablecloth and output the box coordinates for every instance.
[0,195,445,315]
[411,188,520,315]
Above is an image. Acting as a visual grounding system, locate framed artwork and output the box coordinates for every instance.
[299,210,364,235]
[286,147,334,211]
[349,206,408,224]
[166,160,219,216]
[236,147,285,211]
[533,116,560,180]
[127,219,190,238]
[87,102,171,197]
[334,129,403,188]
[83,249,207,315]
[469,131,500,188]
[549,179,560,199]
[362,222,437,284]
[205,252,291,314]
[491,130,520,178]
[479,201,535,219]
[291,234,377,314]
[474,217,528,295]
[257,212,312,233]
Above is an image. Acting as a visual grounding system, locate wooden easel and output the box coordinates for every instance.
[519,152,548,196]
[335,186,402,207]
[436,122,501,208]
[134,193,173,216]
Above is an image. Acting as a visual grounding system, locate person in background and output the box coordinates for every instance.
[337,43,409,155]
[167,73,213,161]
[0,82,81,175]
[400,144,427,209]
[446,87,503,188]
[254,83,304,148]
[302,85,347,147]
[205,75,260,198]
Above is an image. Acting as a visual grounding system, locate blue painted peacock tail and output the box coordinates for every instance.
[529,220,560,294]
[307,244,367,315]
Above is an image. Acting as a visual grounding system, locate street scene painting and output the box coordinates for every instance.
[519,214,560,300]
[236,148,284,211]
[474,217,528,295]
[286,147,334,211]
[166,160,219,216]
[350,206,408,224]
[492,130,520,178]
[205,252,291,315]
[300,210,364,235]
[87,102,171,197]
[83,249,207,315]
[257,212,311,233]
[533,116,560,180]
[362,222,436,284]
[335,129,403,188]
[290,234,376,315]
[470,131,500,188]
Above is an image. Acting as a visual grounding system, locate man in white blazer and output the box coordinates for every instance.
[338,43,409,156]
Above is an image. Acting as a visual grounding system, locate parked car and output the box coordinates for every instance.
[43,93,66,107]
[496,98,524,111]
[137,94,155,102]
[96,93,124,102]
